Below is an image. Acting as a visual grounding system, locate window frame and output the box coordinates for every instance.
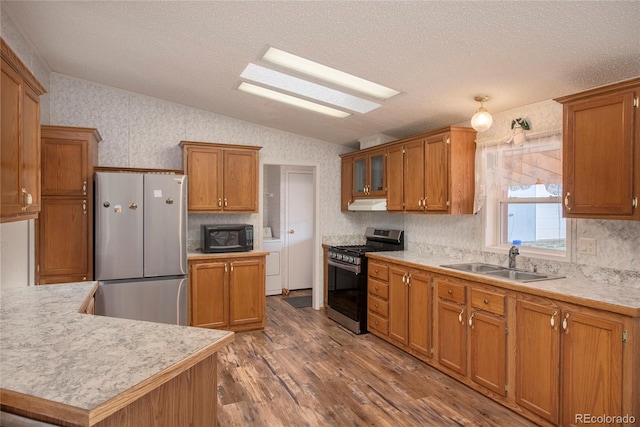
[480,134,571,261]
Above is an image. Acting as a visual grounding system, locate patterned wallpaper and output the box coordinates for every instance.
[2,6,639,291]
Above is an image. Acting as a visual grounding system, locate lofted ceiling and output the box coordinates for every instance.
[3,1,640,148]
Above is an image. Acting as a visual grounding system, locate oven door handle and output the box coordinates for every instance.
[327,259,361,275]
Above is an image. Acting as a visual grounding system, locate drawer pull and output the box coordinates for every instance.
[448,289,453,295]
[483,298,489,304]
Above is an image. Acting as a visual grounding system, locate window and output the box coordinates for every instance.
[476,133,568,257]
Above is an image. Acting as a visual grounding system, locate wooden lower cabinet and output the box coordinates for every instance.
[189,254,265,332]
[516,298,561,423]
[366,256,638,427]
[368,260,432,360]
[37,198,89,283]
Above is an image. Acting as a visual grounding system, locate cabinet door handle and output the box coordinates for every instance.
[550,310,558,328]
[82,180,87,195]
[468,312,475,327]
[402,273,407,284]
[458,308,465,324]
[83,200,87,214]
[564,192,571,211]
[562,313,570,332]
[407,274,412,287]
[218,198,222,207]
[21,188,33,211]
[224,198,228,207]
[230,263,234,272]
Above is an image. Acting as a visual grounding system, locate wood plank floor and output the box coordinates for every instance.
[217,291,537,426]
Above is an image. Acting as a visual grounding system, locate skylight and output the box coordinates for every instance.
[262,47,400,100]
[240,63,381,114]
[237,82,351,119]
[236,47,399,119]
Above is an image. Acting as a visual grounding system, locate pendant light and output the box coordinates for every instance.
[471,95,493,132]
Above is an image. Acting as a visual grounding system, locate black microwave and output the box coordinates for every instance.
[201,224,254,253]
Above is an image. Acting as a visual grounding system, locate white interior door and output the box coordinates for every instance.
[285,170,314,291]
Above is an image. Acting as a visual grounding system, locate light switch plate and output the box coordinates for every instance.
[578,238,597,255]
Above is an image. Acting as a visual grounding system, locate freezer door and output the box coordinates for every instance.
[95,172,144,280]
[143,174,187,277]
[94,276,188,326]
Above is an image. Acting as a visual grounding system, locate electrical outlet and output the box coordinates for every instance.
[578,238,597,255]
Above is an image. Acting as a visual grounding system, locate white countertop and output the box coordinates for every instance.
[0,281,233,414]
[367,251,640,317]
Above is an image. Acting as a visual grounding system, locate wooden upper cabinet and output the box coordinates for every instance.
[180,141,261,213]
[352,149,386,198]
[403,138,426,212]
[385,143,404,211]
[555,77,640,220]
[424,133,449,212]
[340,156,353,211]
[1,39,46,223]
[41,126,100,196]
[37,126,101,285]
[343,126,476,215]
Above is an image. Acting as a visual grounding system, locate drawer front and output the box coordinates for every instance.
[436,280,466,304]
[471,288,505,316]
[368,295,389,317]
[368,279,389,300]
[368,261,389,281]
[368,311,389,336]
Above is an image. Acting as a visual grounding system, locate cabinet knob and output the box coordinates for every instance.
[129,202,138,210]
[448,289,453,295]
[375,286,379,290]
[288,229,295,234]
[483,298,489,305]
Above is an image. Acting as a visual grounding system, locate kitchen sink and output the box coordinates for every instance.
[440,263,563,283]
[440,263,508,273]
[484,269,556,282]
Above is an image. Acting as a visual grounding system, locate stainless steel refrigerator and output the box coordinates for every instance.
[94,172,188,325]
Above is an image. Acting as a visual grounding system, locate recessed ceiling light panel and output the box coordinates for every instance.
[237,82,351,119]
[262,47,400,100]
[240,63,381,114]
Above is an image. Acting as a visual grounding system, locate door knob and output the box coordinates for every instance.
[288,229,295,234]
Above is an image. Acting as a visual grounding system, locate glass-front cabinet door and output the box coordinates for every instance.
[353,156,368,196]
[352,150,386,197]
[370,153,385,194]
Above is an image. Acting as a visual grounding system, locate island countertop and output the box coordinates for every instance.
[0,281,234,426]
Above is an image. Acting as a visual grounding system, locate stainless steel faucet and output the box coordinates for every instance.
[508,245,520,269]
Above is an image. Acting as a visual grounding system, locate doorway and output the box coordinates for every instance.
[284,169,314,291]
[261,164,318,307]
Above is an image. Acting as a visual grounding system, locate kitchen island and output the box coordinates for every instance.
[0,281,234,426]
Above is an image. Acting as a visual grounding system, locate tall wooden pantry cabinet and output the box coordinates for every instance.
[36,126,101,285]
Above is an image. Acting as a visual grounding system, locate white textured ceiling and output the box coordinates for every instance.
[4,1,640,147]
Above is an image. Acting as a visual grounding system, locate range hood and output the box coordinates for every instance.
[348,198,387,211]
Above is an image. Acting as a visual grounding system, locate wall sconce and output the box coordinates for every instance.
[471,95,493,132]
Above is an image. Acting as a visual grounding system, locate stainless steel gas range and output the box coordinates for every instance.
[327,227,404,334]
